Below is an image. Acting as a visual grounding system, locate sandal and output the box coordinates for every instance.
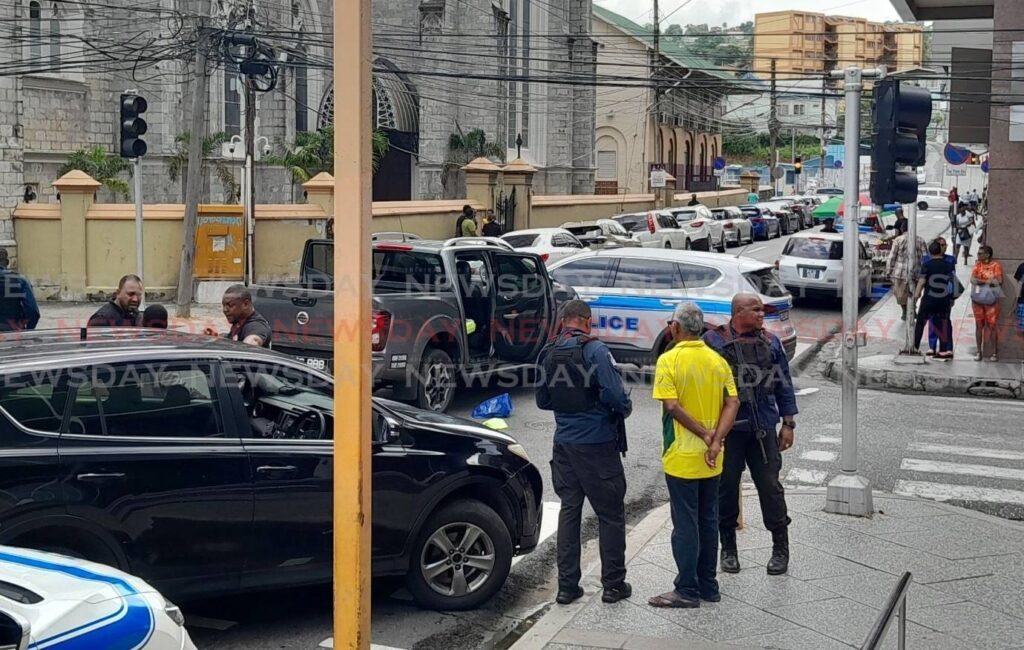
[648,591,699,609]
[974,353,982,361]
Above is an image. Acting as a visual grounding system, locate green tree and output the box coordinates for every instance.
[58,146,131,200]
[443,128,505,198]
[166,131,239,203]
[266,125,391,186]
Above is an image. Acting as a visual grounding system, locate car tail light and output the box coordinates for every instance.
[647,212,656,234]
[375,243,413,251]
[723,222,734,229]
[372,311,391,352]
[691,220,705,228]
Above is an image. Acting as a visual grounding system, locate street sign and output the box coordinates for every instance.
[948,167,967,176]
[771,166,785,180]
[982,159,990,173]
[650,169,668,188]
[834,159,843,169]
[713,156,726,171]
[713,167,725,177]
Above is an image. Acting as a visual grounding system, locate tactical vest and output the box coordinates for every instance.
[0,270,26,329]
[541,335,600,413]
[713,325,776,407]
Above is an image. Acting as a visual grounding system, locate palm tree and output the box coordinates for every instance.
[58,147,131,200]
[166,131,239,203]
[443,128,505,198]
[266,125,391,186]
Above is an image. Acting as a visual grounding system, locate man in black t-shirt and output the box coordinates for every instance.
[88,275,143,327]
[1014,262,1024,335]
[203,285,272,347]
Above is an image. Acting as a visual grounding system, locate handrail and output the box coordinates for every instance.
[862,571,912,650]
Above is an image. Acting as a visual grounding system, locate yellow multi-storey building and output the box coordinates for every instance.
[753,11,923,80]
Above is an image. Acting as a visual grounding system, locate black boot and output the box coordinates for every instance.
[556,586,585,605]
[720,549,740,574]
[767,529,789,575]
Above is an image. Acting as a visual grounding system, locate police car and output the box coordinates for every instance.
[547,248,798,365]
[0,545,196,650]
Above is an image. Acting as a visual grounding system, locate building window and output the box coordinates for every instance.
[779,105,790,117]
[794,104,805,116]
[507,0,532,150]
[597,150,617,180]
[294,46,309,133]
[225,73,242,137]
[48,3,60,66]
[29,1,42,67]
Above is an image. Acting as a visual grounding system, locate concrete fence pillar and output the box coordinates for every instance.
[53,170,100,301]
[303,172,335,236]
[656,173,677,209]
[503,158,537,230]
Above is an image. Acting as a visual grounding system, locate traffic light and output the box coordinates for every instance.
[794,157,802,175]
[120,93,148,158]
[869,79,932,205]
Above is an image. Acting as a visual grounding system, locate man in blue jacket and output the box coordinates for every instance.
[704,293,798,576]
[537,299,633,606]
[0,249,40,332]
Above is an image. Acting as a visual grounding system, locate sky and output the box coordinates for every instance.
[593,0,903,28]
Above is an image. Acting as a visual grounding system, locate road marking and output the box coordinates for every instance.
[785,468,827,485]
[901,458,1024,482]
[907,442,1024,462]
[746,246,766,255]
[513,501,561,566]
[800,450,837,462]
[794,387,820,396]
[812,435,841,445]
[894,480,1024,506]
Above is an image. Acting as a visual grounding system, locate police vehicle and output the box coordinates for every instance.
[547,248,798,364]
[0,545,196,649]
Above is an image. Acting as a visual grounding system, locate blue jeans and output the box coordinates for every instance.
[666,473,720,600]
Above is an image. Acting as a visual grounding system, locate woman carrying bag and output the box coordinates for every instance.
[970,245,1004,361]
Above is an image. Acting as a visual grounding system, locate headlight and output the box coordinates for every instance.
[507,443,530,462]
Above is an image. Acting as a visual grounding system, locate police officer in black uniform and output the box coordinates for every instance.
[0,249,40,332]
[704,293,798,576]
[537,299,633,605]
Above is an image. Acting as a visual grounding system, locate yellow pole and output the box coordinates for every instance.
[334,0,372,645]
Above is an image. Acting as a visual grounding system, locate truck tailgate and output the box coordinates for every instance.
[253,283,334,369]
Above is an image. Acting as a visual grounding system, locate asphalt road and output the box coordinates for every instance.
[185,208,963,649]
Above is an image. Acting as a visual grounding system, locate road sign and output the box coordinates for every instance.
[771,166,785,180]
[713,167,724,177]
[650,169,668,188]
[982,159,990,173]
[713,156,726,171]
[948,167,967,177]
[834,159,843,169]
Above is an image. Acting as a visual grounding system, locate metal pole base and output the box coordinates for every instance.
[825,473,874,517]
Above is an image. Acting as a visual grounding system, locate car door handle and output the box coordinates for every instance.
[76,472,126,483]
[257,465,298,478]
[503,311,521,320]
[291,297,316,307]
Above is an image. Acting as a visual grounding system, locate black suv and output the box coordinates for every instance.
[0,329,542,610]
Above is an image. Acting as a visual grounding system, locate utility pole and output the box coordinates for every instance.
[244,77,256,285]
[825,65,882,518]
[176,11,210,319]
[651,0,661,187]
[791,128,796,193]
[133,157,145,286]
[769,58,779,196]
[819,79,828,184]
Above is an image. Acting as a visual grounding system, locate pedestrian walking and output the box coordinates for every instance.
[0,249,40,332]
[914,240,958,359]
[202,285,272,347]
[948,186,958,222]
[88,274,143,327]
[536,299,633,606]
[704,294,798,576]
[648,303,739,609]
[921,237,956,355]
[886,221,927,321]
[970,245,1004,361]
[954,203,976,264]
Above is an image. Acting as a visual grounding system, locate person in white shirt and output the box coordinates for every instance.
[954,203,976,265]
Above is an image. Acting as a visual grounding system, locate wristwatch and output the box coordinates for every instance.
[782,420,796,429]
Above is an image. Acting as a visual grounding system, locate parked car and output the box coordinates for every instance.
[915,187,949,211]
[611,211,693,250]
[501,228,586,264]
[255,238,573,412]
[816,188,844,197]
[0,545,197,649]
[739,205,782,240]
[759,201,802,235]
[709,206,754,246]
[0,330,543,610]
[776,232,873,301]
[668,205,720,252]
[561,220,641,249]
[773,195,819,228]
[547,248,798,362]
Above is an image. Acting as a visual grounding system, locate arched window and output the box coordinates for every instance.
[29,2,42,67]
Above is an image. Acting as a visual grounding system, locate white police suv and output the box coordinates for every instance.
[0,545,196,650]
[547,248,798,364]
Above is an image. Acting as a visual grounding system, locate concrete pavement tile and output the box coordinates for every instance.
[567,598,692,639]
[547,643,618,650]
[647,525,673,547]
[767,597,955,647]
[878,626,982,650]
[869,497,951,519]
[740,544,870,581]
[726,626,856,650]
[926,573,1024,621]
[621,633,725,650]
[550,629,627,648]
[918,553,1024,583]
[908,600,1024,649]
[735,525,774,551]
[648,594,798,642]
[878,527,1019,560]
[621,559,679,598]
[801,510,958,535]
[805,571,964,610]
[633,543,678,575]
[719,570,837,609]
[778,493,831,513]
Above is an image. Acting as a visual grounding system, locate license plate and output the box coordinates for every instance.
[298,357,327,371]
[800,268,821,279]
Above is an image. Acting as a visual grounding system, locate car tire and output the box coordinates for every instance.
[917,201,928,210]
[416,347,456,412]
[664,241,672,249]
[684,239,692,250]
[406,499,513,611]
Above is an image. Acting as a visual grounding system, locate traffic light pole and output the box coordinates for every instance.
[824,66,881,518]
[133,157,145,290]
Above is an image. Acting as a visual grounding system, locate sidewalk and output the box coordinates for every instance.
[820,261,1024,399]
[512,489,1024,650]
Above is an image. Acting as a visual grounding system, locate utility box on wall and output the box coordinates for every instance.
[194,207,244,280]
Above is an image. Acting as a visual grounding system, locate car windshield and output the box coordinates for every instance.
[671,210,697,222]
[783,238,843,260]
[502,234,540,248]
[612,215,647,233]
[744,268,789,297]
[740,208,760,218]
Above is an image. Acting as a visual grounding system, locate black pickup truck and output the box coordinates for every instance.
[254,237,574,412]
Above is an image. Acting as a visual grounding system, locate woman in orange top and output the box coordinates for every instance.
[970,245,1004,361]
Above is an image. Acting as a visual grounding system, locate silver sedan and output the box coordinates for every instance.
[710,206,754,246]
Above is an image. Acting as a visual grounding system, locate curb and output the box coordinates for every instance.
[509,502,672,650]
[823,357,1024,399]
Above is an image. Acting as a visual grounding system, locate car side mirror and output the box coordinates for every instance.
[0,609,31,650]
[372,412,401,444]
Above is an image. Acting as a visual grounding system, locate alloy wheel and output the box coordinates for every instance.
[420,523,496,597]
[424,362,453,411]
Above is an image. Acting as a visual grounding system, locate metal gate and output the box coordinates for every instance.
[495,186,517,234]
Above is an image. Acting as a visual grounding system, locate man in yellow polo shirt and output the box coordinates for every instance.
[648,302,739,609]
